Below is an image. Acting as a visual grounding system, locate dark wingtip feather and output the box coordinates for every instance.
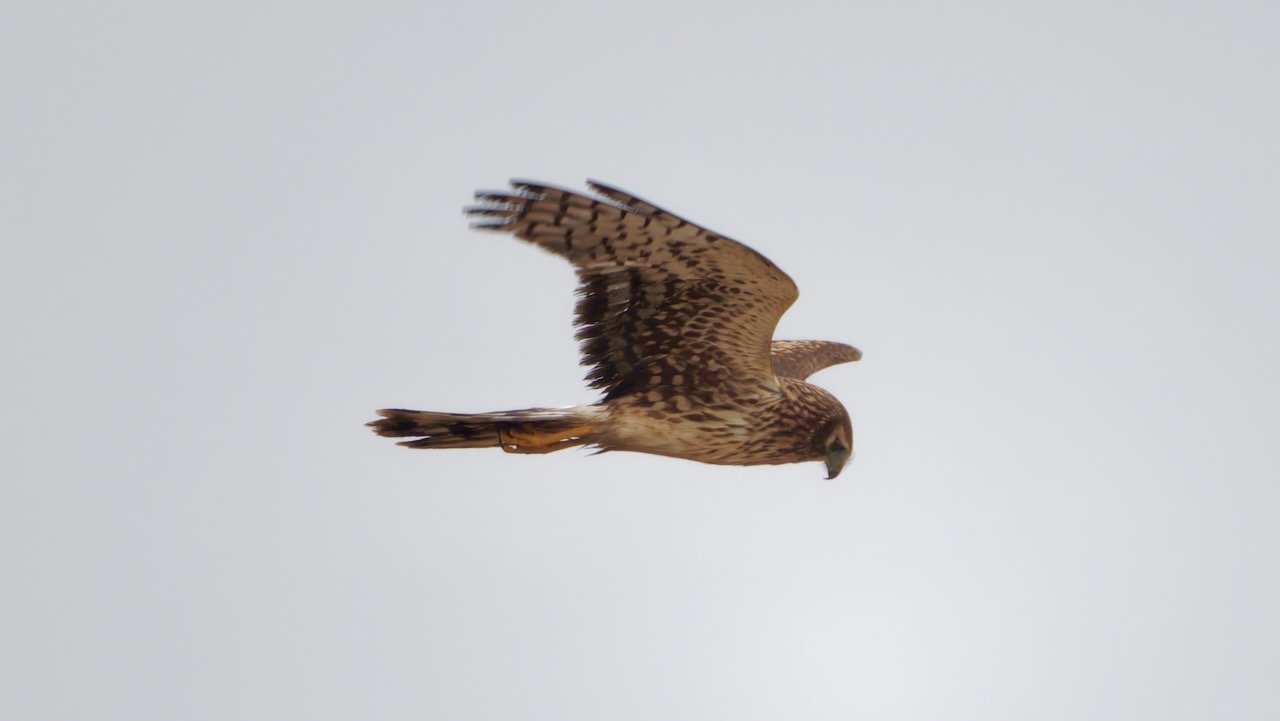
[584,178,619,195]
[585,179,633,205]
[474,189,530,201]
[464,205,518,218]
[509,178,566,197]
[469,220,513,232]
[587,178,658,210]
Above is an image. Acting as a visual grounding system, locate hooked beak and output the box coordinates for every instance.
[825,445,850,480]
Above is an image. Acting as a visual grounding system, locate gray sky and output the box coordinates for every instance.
[3,1,1278,719]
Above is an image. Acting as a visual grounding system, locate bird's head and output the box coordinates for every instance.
[813,409,853,480]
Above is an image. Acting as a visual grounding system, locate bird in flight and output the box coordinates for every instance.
[369,180,862,478]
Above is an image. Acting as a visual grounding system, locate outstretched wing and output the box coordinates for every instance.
[467,179,799,400]
[769,340,862,380]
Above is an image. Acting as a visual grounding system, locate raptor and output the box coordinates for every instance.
[369,180,862,478]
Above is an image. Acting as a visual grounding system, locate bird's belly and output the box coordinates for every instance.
[599,405,780,465]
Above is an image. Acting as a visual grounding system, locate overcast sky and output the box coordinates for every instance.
[3,1,1278,719]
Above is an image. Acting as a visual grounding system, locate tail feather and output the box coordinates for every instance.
[368,407,598,454]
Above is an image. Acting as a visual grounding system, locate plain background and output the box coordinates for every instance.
[3,1,1278,719]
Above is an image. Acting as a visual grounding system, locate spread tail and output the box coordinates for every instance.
[367,406,598,454]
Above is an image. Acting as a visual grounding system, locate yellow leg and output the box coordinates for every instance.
[498,423,595,454]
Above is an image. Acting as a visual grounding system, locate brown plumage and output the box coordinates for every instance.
[369,180,862,478]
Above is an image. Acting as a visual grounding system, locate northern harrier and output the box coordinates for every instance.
[369,180,862,478]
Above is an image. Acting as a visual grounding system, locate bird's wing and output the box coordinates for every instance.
[769,340,862,380]
[468,179,799,400]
